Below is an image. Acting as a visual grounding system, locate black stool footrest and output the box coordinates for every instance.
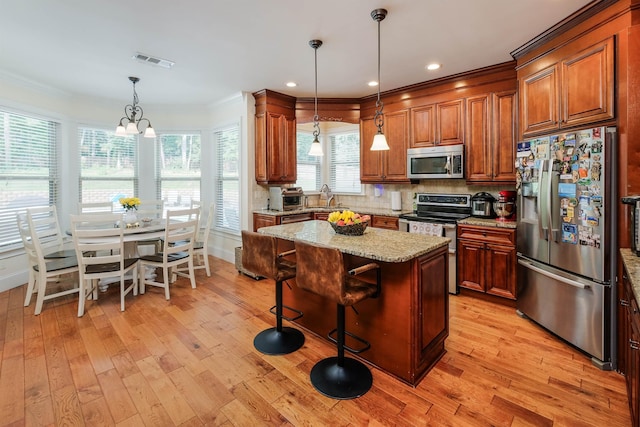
[310,356,372,400]
[270,304,303,322]
[253,327,305,355]
[327,328,371,354]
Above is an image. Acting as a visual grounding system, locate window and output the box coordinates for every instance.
[329,131,361,193]
[296,130,321,192]
[78,127,137,209]
[0,109,59,251]
[296,123,361,194]
[213,124,240,232]
[156,133,201,209]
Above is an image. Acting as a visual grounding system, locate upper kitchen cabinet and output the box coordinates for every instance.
[360,109,411,183]
[410,99,464,147]
[466,90,517,184]
[520,36,614,137]
[253,90,297,184]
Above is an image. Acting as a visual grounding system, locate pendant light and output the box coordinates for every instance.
[115,76,156,138]
[308,39,324,156]
[370,8,390,151]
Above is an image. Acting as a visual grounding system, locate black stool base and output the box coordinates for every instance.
[253,327,305,355]
[310,356,372,399]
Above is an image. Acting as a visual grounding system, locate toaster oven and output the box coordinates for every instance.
[269,187,304,211]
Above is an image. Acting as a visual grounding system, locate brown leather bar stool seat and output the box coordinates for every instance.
[294,239,381,400]
[241,230,304,355]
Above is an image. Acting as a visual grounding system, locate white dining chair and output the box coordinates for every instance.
[79,201,114,214]
[19,211,79,315]
[175,202,214,277]
[25,206,76,259]
[70,213,139,316]
[138,207,199,300]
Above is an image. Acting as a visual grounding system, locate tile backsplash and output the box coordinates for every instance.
[256,181,515,212]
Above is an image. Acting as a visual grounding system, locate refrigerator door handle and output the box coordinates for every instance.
[518,259,590,289]
[546,159,554,241]
[550,166,561,242]
[537,161,549,240]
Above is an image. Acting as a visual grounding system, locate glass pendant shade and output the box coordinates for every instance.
[115,124,127,136]
[371,132,390,151]
[308,138,323,156]
[125,121,138,134]
[143,125,156,138]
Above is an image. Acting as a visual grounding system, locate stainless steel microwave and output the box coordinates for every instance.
[407,145,464,179]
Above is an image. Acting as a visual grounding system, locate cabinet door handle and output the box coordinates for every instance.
[621,299,630,307]
[630,339,640,350]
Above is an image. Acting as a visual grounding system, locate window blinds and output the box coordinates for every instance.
[0,110,59,251]
[213,124,240,231]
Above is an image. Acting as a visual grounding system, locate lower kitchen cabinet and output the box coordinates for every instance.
[314,212,329,221]
[621,263,640,426]
[457,224,517,299]
[371,215,399,230]
[252,212,314,232]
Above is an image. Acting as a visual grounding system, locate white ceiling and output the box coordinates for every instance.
[0,0,592,107]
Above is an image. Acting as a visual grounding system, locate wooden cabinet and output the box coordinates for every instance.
[520,37,614,136]
[466,90,517,184]
[457,224,517,299]
[410,99,464,147]
[360,109,410,183]
[621,264,640,426]
[313,212,329,221]
[371,215,399,230]
[252,213,277,231]
[254,90,297,184]
[252,212,314,232]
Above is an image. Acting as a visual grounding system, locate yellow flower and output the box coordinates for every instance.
[119,197,141,210]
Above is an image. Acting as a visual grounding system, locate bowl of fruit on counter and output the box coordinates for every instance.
[327,210,371,236]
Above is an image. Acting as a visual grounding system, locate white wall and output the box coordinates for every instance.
[0,75,253,292]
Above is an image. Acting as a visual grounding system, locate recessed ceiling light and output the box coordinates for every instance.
[286,82,297,87]
[426,63,441,71]
[368,81,378,87]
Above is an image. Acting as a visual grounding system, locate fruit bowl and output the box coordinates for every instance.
[327,210,370,236]
[329,220,368,236]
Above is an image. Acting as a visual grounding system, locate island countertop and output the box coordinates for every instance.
[258,220,450,263]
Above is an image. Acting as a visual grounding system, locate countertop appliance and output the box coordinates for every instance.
[398,193,472,294]
[471,192,496,218]
[269,186,304,211]
[622,196,640,255]
[516,126,616,370]
[494,190,517,221]
[407,145,464,179]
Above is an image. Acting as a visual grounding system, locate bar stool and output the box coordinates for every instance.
[241,231,304,355]
[294,239,381,400]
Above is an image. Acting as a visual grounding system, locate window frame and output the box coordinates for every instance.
[155,132,202,211]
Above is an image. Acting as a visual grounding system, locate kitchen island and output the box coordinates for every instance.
[258,220,450,386]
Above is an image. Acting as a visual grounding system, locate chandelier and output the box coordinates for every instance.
[115,76,156,138]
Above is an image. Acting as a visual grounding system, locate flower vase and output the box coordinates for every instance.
[124,209,138,227]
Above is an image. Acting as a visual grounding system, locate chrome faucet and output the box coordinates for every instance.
[319,184,333,207]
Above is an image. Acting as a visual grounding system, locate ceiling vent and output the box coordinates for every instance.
[132,52,175,69]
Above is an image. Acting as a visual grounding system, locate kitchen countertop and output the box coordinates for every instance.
[254,207,410,218]
[457,217,518,229]
[621,248,640,301]
[258,220,450,263]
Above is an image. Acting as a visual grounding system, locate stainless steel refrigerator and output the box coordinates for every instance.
[516,126,616,370]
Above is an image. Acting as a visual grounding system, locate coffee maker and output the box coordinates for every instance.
[494,190,517,221]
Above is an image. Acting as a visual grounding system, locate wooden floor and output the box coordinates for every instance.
[0,256,631,426]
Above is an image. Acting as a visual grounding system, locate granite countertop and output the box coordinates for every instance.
[254,207,410,218]
[258,220,450,263]
[621,248,640,301]
[457,217,518,229]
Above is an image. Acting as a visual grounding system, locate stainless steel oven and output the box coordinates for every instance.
[398,193,471,294]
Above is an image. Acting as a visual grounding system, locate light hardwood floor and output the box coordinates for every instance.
[0,256,631,426]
